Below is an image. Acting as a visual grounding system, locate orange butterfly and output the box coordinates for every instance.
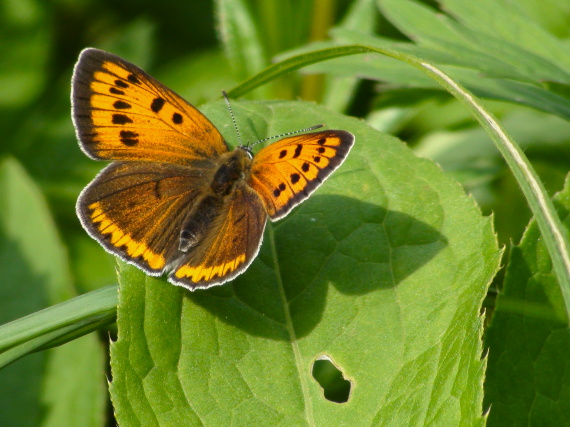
[72,48,354,290]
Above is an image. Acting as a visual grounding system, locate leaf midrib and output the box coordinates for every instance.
[268,225,315,426]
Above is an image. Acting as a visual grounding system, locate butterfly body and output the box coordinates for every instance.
[72,48,354,290]
[179,147,253,252]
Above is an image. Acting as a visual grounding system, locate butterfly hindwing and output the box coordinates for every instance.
[77,161,215,274]
[72,48,229,164]
[170,183,267,289]
[247,130,354,220]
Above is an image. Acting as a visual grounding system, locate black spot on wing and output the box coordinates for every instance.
[172,113,183,124]
[127,73,140,84]
[112,114,132,125]
[115,80,129,88]
[113,100,131,109]
[279,149,287,159]
[151,97,165,113]
[293,144,302,158]
[273,183,286,197]
[109,87,124,95]
[119,130,139,146]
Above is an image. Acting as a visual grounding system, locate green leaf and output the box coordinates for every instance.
[229,43,570,317]
[215,0,267,84]
[322,29,570,120]
[41,335,107,427]
[109,100,500,425]
[413,106,570,244]
[439,0,570,70]
[293,0,570,121]
[378,0,570,82]
[0,157,50,427]
[321,0,378,112]
[484,174,570,425]
[414,108,570,168]
[0,158,107,426]
[0,0,50,109]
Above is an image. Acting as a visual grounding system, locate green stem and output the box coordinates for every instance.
[0,285,118,367]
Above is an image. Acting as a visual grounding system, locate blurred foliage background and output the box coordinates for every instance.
[1,0,570,425]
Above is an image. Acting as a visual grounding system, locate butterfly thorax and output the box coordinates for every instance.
[178,148,252,252]
[210,148,252,196]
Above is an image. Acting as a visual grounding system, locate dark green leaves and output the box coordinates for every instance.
[485,176,570,425]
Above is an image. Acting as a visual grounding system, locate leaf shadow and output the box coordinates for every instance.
[184,194,447,340]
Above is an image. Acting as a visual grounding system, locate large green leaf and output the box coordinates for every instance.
[109,99,500,425]
[484,175,570,425]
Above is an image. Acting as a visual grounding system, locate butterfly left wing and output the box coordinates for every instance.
[247,130,354,220]
[77,160,214,275]
[170,183,267,290]
[72,48,228,164]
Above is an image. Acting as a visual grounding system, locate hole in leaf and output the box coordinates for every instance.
[312,356,351,403]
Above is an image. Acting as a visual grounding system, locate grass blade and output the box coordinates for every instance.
[0,285,118,367]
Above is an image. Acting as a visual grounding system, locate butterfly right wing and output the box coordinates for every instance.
[77,161,214,274]
[248,130,354,220]
[72,48,228,164]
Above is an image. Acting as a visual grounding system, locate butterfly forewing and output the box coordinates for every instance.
[77,161,214,274]
[170,184,267,289]
[248,130,354,220]
[72,48,228,164]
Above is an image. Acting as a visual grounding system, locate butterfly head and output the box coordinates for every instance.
[237,144,254,159]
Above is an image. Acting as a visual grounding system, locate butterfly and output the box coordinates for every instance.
[72,48,354,290]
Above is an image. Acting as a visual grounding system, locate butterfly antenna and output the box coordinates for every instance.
[222,91,243,146]
[251,124,325,147]
[223,90,324,148]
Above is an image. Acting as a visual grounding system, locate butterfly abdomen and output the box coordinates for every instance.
[179,195,224,252]
[178,148,253,252]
